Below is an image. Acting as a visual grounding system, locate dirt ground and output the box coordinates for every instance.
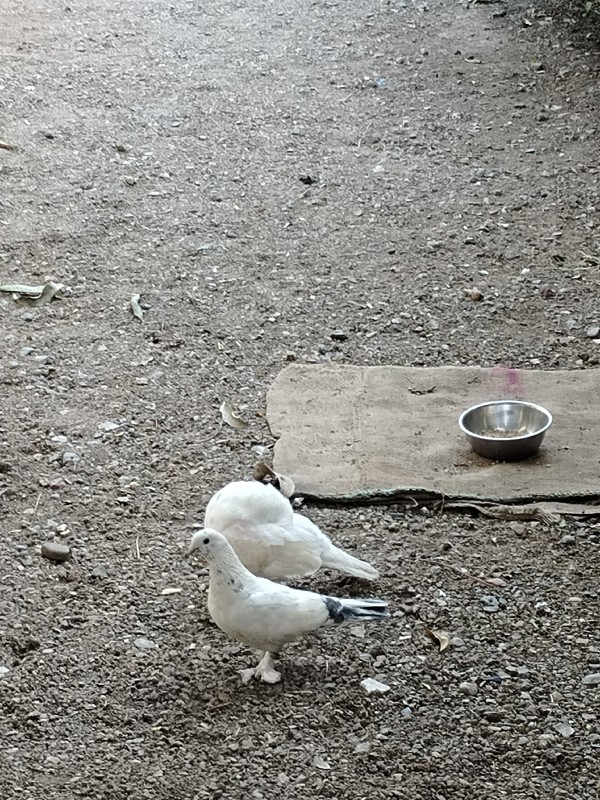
[1,0,599,798]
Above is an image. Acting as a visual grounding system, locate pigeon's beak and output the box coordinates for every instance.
[184,542,195,558]
[185,529,204,558]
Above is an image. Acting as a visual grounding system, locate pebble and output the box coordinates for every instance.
[330,330,349,341]
[553,721,575,737]
[90,565,108,579]
[62,451,80,465]
[98,420,121,433]
[582,672,600,686]
[465,287,483,302]
[559,534,577,546]
[41,542,71,562]
[133,637,156,650]
[480,594,502,613]
[585,325,600,339]
[508,522,527,536]
[360,678,390,694]
[506,664,529,677]
[483,709,505,722]
[459,681,478,696]
[0,666,10,676]
[538,733,555,747]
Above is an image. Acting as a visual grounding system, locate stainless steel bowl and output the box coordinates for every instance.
[458,400,552,461]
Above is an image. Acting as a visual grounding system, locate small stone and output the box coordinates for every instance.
[20,346,34,356]
[553,721,575,737]
[459,681,478,696]
[559,534,577,546]
[480,594,501,613]
[508,522,527,536]
[539,733,555,747]
[0,666,10,676]
[133,637,156,650]
[330,330,349,341]
[41,542,71,562]
[465,287,483,302]
[62,451,80,465]
[582,672,600,686]
[585,325,600,339]
[90,565,108,579]
[360,678,390,694]
[116,143,127,152]
[483,710,505,722]
[98,420,120,432]
[531,61,545,72]
[124,175,137,186]
[285,352,296,362]
[354,742,372,754]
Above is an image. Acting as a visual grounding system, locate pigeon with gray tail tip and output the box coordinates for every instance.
[186,528,390,684]
[201,479,380,581]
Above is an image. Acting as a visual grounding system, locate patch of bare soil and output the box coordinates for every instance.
[0,1,599,798]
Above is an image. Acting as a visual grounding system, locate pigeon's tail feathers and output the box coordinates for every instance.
[320,545,379,581]
[325,596,390,624]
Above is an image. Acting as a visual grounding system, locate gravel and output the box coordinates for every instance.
[0,1,599,799]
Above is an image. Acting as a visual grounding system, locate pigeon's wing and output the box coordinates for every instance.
[205,481,294,530]
[219,521,323,578]
[223,583,330,650]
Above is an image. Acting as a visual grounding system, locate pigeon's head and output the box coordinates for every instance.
[185,528,228,560]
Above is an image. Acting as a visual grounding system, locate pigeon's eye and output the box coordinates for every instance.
[203,537,210,544]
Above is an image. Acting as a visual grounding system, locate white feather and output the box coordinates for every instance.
[202,480,379,580]
[188,529,389,683]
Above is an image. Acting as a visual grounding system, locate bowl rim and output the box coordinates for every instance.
[458,399,553,441]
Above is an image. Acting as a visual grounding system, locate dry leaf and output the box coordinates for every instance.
[130,293,144,321]
[220,400,248,430]
[33,282,65,306]
[425,627,451,653]
[252,462,295,497]
[0,281,66,305]
[0,283,46,296]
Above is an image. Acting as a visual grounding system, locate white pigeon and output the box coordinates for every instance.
[186,528,390,683]
[202,479,379,581]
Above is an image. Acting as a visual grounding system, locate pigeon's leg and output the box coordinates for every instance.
[239,652,281,684]
[255,651,281,683]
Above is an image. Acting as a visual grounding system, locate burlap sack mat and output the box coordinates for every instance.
[266,365,600,507]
